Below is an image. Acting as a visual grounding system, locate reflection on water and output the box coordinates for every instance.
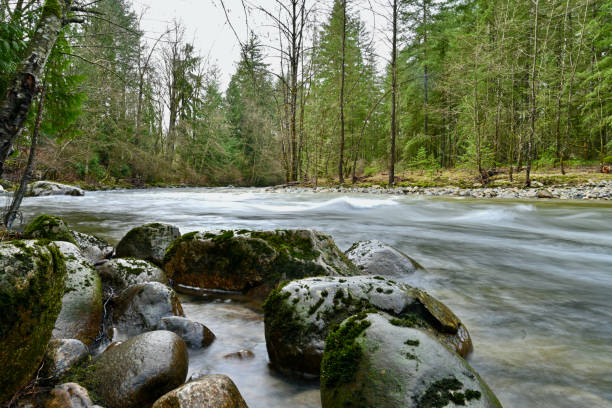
[13,188,612,408]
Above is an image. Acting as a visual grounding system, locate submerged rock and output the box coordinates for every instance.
[152,375,248,408]
[263,276,472,377]
[345,240,423,278]
[96,258,167,291]
[72,231,114,263]
[53,242,103,345]
[23,214,77,245]
[156,316,215,348]
[116,223,180,266]
[66,331,188,408]
[26,181,84,197]
[42,339,89,379]
[321,312,502,408]
[164,229,359,296]
[0,240,66,404]
[112,282,184,338]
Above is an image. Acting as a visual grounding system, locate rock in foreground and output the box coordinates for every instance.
[263,276,472,377]
[152,375,248,408]
[53,242,103,345]
[345,240,422,278]
[164,229,358,296]
[26,181,84,197]
[321,312,502,408]
[96,258,167,291]
[156,316,215,348]
[69,331,189,408]
[42,339,89,379]
[0,240,66,404]
[73,231,114,263]
[116,223,180,266]
[23,214,77,245]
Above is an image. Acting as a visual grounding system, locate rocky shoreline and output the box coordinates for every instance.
[267,180,612,201]
[1,217,503,408]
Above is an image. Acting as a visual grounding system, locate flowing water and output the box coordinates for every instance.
[12,188,612,407]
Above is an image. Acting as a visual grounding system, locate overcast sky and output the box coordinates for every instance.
[132,0,387,89]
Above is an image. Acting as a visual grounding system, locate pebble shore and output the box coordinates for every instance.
[267,180,612,201]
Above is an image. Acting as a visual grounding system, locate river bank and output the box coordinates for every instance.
[267,179,612,201]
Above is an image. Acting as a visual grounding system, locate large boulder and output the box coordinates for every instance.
[24,214,77,245]
[112,282,184,338]
[156,316,215,349]
[0,240,66,404]
[345,240,423,278]
[42,339,89,379]
[26,181,84,197]
[152,375,248,408]
[164,229,359,297]
[72,231,114,264]
[96,258,167,291]
[321,312,502,408]
[263,276,472,377]
[116,223,181,266]
[64,331,188,408]
[53,242,103,345]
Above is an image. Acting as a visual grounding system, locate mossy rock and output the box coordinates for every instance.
[152,375,248,408]
[62,330,188,408]
[0,240,67,404]
[116,223,181,266]
[345,240,424,278]
[72,231,114,263]
[263,276,472,377]
[321,312,502,408]
[53,241,103,345]
[96,258,167,291]
[163,229,359,297]
[23,214,77,245]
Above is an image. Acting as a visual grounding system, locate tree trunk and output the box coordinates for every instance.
[4,81,47,229]
[0,0,71,177]
[338,0,347,184]
[388,0,398,187]
[525,0,539,187]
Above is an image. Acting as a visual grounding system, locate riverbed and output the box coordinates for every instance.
[12,188,612,407]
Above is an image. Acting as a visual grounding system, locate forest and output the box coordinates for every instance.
[0,0,610,189]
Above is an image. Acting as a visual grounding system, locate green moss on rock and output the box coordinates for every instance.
[23,214,76,245]
[0,241,67,404]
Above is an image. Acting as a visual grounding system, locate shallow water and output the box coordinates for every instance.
[13,188,612,407]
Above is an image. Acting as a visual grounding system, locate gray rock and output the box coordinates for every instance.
[321,312,502,408]
[42,339,89,379]
[26,181,84,197]
[0,240,66,404]
[74,331,189,408]
[263,276,472,377]
[112,282,184,338]
[53,242,103,345]
[97,258,167,291]
[115,223,180,266]
[537,190,553,199]
[152,375,248,408]
[45,383,95,408]
[72,231,114,263]
[164,229,359,297]
[345,240,423,278]
[156,316,215,349]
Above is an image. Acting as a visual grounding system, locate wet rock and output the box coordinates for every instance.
[223,350,255,360]
[116,223,180,266]
[164,229,359,297]
[68,331,188,408]
[536,190,553,199]
[263,276,472,377]
[96,258,167,291]
[156,316,215,348]
[26,181,84,197]
[53,242,103,345]
[44,383,95,408]
[112,282,184,338]
[42,339,89,379]
[345,240,423,278]
[72,231,114,263]
[0,240,66,404]
[24,214,77,245]
[152,375,248,408]
[321,312,502,408]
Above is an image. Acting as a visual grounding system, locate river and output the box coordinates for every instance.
[13,187,612,407]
